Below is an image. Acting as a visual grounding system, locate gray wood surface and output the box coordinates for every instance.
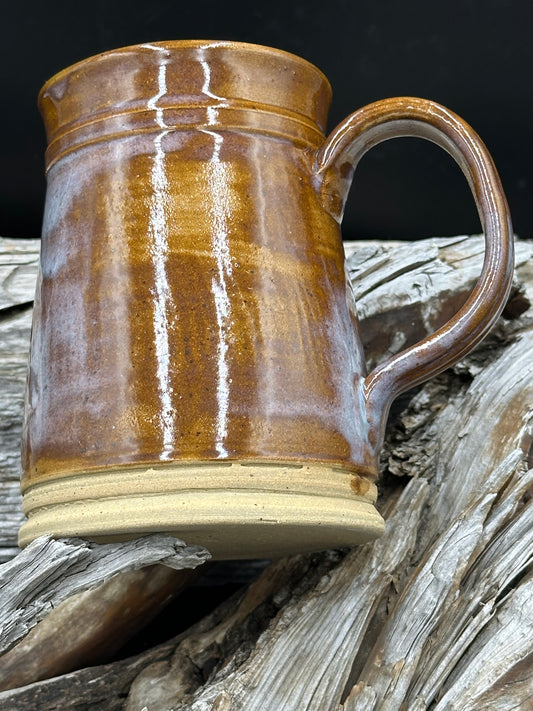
[1,235,532,710]
[0,534,209,656]
[0,238,38,562]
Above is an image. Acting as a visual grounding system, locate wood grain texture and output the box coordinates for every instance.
[0,563,205,690]
[0,235,532,709]
[0,534,209,656]
[0,238,38,562]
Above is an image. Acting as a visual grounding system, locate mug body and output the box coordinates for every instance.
[20,41,384,557]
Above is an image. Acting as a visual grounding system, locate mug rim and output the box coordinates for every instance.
[39,39,333,99]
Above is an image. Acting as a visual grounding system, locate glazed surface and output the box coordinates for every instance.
[22,41,372,488]
[22,41,513,516]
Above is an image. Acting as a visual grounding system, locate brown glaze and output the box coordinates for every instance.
[314,97,514,448]
[23,40,373,488]
[20,41,513,552]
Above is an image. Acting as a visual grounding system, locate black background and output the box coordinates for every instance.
[2,0,531,240]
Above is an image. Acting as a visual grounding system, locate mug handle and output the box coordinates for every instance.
[313,97,514,450]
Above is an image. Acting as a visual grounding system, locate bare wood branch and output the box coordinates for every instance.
[0,564,204,690]
[0,551,345,710]
[0,535,209,656]
[0,238,39,563]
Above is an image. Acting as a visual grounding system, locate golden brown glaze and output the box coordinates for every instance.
[22,41,374,488]
[314,97,514,448]
[20,41,513,555]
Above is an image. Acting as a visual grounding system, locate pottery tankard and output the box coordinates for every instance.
[20,41,514,558]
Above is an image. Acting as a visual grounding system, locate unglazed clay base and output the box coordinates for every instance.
[19,461,385,559]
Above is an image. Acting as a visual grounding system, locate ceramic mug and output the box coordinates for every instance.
[20,41,513,558]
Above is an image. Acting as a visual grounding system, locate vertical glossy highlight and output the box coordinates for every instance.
[147,48,174,458]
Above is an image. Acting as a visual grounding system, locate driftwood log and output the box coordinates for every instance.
[0,234,532,710]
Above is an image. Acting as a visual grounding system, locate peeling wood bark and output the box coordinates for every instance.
[0,235,532,709]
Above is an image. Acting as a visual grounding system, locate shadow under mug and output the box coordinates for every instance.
[19,40,514,558]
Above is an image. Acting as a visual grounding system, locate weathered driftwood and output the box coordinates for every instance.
[0,235,532,710]
[0,536,209,689]
[0,238,37,563]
